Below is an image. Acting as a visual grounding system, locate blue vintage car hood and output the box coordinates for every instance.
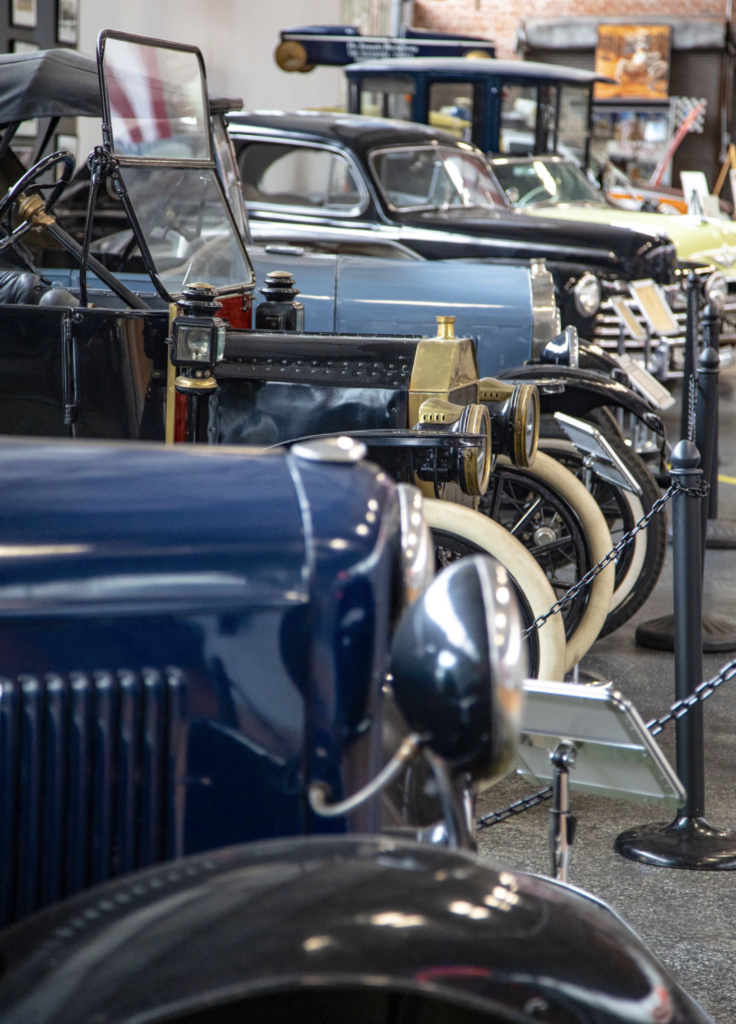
[0,439,308,614]
[0,836,712,1024]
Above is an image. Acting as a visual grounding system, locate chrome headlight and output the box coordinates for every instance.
[510,383,540,468]
[530,258,558,357]
[705,270,728,311]
[458,403,492,497]
[397,484,434,607]
[539,325,579,370]
[574,272,602,317]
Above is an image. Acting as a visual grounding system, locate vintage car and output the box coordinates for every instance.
[230,109,679,342]
[274,23,495,74]
[0,38,665,654]
[491,154,736,376]
[0,38,666,659]
[0,435,713,1024]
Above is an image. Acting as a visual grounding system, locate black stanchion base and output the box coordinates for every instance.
[705,518,736,549]
[636,613,736,652]
[615,816,736,870]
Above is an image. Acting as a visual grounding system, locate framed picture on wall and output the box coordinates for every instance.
[57,0,79,45]
[11,0,37,29]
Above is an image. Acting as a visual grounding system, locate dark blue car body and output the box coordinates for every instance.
[0,437,399,926]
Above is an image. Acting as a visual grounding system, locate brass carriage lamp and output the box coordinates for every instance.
[169,282,228,443]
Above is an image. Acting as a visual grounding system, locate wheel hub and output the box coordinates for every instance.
[533,525,558,546]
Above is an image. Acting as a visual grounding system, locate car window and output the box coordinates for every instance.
[358,76,415,120]
[499,82,538,155]
[371,146,505,211]
[557,85,590,164]
[428,81,481,144]
[238,142,364,214]
[493,159,604,207]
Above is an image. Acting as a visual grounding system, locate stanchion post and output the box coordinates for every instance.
[695,345,720,560]
[680,271,699,443]
[617,440,736,868]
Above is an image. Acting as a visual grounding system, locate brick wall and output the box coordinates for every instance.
[413,0,728,59]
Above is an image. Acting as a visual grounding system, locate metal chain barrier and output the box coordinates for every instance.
[687,374,698,442]
[522,477,709,640]
[478,651,736,832]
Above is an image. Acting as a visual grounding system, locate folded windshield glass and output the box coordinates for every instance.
[102,37,210,161]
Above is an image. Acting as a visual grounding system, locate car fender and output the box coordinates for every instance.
[0,836,712,1024]
[499,365,664,431]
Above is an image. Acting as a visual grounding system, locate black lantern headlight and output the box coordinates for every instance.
[171,316,227,368]
[538,325,580,369]
[414,398,492,497]
[478,378,540,469]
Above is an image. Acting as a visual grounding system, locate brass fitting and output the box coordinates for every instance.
[435,315,456,340]
[416,397,465,425]
[174,375,218,392]
[17,193,55,230]
[477,377,515,403]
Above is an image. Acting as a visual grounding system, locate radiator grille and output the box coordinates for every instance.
[450,383,479,407]
[0,667,186,926]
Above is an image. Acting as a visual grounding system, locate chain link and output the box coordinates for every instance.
[646,657,736,737]
[522,478,709,639]
[687,374,698,442]
[477,786,553,830]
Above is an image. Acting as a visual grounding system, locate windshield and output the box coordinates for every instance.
[492,159,604,208]
[99,32,254,295]
[369,146,506,211]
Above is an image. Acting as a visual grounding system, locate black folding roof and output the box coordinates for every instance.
[0,48,238,125]
[0,49,101,123]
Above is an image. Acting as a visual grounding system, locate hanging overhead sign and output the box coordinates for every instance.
[594,24,671,101]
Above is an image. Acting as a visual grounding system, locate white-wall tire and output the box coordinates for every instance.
[425,498,566,682]
[537,438,646,614]
[496,452,615,672]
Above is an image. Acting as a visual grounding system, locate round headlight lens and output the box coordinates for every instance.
[459,403,492,496]
[512,384,539,468]
[705,270,728,311]
[397,484,435,607]
[573,272,602,317]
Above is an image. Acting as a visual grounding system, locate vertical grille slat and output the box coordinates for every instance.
[116,670,142,878]
[0,678,19,928]
[91,672,117,886]
[17,676,43,920]
[139,670,166,867]
[41,674,69,909]
[66,673,93,898]
[1,667,186,926]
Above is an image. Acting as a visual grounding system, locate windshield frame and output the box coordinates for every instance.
[368,143,508,213]
[97,29,255,302]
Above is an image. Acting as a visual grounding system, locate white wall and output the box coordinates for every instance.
[78,0,344,158]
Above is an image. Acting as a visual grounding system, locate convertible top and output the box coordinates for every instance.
[0,49,101,122]
[0,48,238,124]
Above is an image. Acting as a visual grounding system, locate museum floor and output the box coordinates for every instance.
[476,366,736,1024]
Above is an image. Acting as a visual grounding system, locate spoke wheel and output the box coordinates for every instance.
[423,498,567,684]
[433,527,540,677]
[480,467,591,641]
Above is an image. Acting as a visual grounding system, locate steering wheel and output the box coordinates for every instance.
[0,150,76,254]
[516,184,553,208]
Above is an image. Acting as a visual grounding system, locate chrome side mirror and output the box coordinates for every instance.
[389,555,526,786]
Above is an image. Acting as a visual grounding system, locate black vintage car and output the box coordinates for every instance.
[230,111,678,338]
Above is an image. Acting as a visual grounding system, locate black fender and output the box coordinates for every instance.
[0,836,712,1024]
[498,365,664,435]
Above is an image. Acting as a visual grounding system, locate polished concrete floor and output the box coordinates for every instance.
[476,366,736,1024]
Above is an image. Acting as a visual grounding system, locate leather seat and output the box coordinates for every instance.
[0,270,45,305]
